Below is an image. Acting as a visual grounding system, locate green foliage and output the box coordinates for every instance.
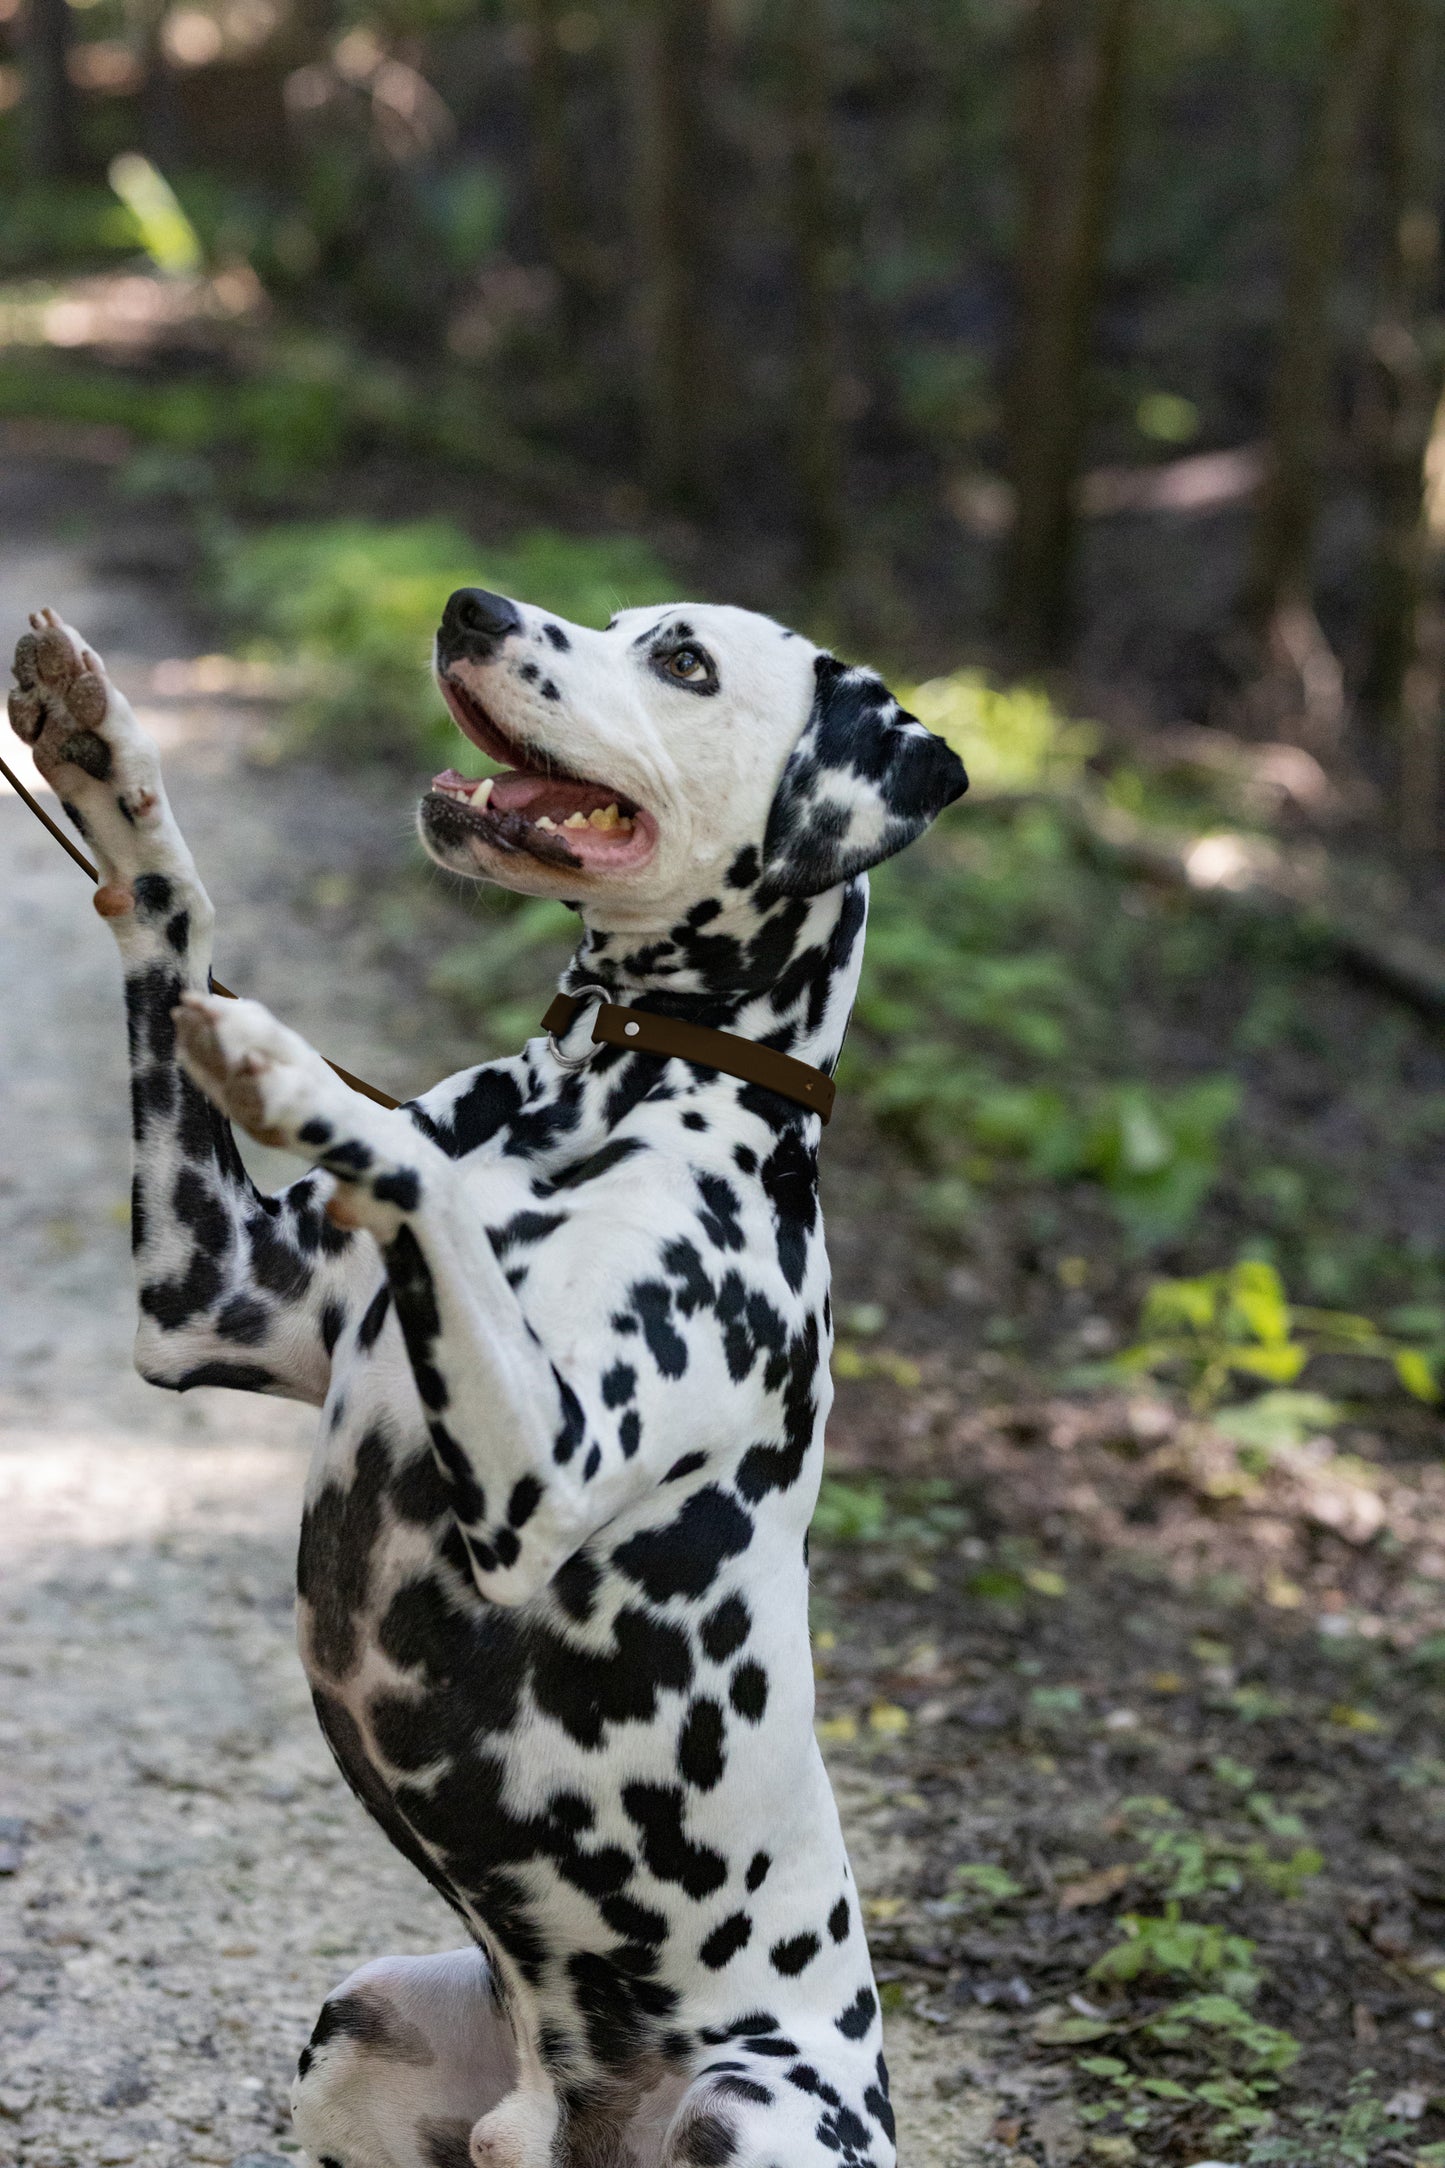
[1115,1258,1442,1410]
[107,156,203,278]
[1064,1904,1305,2152]
[1120,1796,1321,1903]
[0,185,143,275]
[810,1477,890,1545]
[951,1861,1024,1902]
[1089,1904,1262,1999]
[1240,2073,1419,2166]
[427,896,579,1049]
[808,1475,973,1549]
[903,672,1098,797]
[216,519,675,755]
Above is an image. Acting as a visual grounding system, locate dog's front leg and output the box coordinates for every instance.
[176,993,590,1599]
[9,612,377,1403]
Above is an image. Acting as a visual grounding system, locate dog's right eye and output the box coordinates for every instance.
[665,647,709,682]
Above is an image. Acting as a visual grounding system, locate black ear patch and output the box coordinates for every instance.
[761,655,968,898]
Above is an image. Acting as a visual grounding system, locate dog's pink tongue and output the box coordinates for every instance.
[432,767,494,792]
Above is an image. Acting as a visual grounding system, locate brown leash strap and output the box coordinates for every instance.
[542,992,836,1123]
[2,747,834,1123]
[1,747,399,1110]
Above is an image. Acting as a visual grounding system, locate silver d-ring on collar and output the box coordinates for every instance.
[547,984,611,1070]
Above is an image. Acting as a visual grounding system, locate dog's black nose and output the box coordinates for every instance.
[441,588,523,655]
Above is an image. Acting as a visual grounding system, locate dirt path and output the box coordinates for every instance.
[0,459,965,2168]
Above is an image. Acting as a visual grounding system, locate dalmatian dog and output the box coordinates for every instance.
[8,590,966,2168]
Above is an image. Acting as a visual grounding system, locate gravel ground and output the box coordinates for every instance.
[0,454,969,2168]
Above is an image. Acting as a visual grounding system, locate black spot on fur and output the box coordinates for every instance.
[298,1427,392,1677]
[677,1697,726,1789]
[531,1610,692,1749]
[601,1361,636,1408]
[552,1547,601,1623]
[828,1895,850,1941]
[835,1986,878,2040]
[216,1294,270,1344]
[357,1281,392,1350]
[418,2115,475,2168]
[621,1781,727,1897]
[701,1594,750,1662]
[746,1850,771,1891]
[671,2115,736,2168]
[612,1486,753,1603]
[169,1359,275,1391]
[507,1475,543,1528]
[729,1661,768,1721]
[699,1912,752,1968]
[373,1167,420,1211]
[770,1932,820,1977]
[713,2075,772,2106]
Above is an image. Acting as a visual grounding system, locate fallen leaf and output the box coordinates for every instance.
[1330,1704,1387,1733]
[1058,1863,1132,1912]
[1025,1568,1067,1597]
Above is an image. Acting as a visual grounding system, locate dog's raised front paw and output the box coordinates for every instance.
[174,991,346,1151]
[7,609,206,925]
[10,609,152,799]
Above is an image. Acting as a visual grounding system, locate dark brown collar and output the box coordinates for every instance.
[542,993,836,1123]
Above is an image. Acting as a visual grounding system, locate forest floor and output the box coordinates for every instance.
[3,442,1445,2168]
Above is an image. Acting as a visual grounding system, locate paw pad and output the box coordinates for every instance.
[12,632,39,690]
[7,687,42,743]
[66,672,108,728]
[34,627,75,683]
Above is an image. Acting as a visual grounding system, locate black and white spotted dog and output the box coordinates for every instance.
[8,590,966,2168]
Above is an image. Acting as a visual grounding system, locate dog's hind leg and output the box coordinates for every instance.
[291,1948,518,2168]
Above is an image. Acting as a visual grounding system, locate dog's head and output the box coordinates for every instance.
[420,590,966,924]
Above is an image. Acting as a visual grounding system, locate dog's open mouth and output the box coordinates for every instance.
[423,673,656,872]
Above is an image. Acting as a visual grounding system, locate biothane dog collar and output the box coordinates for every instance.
[542,992,836,1124]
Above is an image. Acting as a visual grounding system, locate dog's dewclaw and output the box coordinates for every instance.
[8,688,42,742]
[12,632,39,690]
[34,627,74,684]
[65,673,108,729]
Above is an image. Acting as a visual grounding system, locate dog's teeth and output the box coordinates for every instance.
[588,804,620,831]
[563,811,589,829]
[470,777,494,807]
[617,816,635,833]
[536,815,558,830]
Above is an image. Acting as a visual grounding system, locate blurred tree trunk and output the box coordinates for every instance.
[1359,0,1445,847]
[1000,0,1137,666]
[1245,0,1368,686]
[628,0,715,513]
[521,0,591,338]
[21,0,82,180]
[131,0,185,175]
[783,0,844,599]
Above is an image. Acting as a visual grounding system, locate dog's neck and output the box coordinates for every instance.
[558,876,868,1075]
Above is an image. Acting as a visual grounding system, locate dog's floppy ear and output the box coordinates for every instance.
[761,654,968,898]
